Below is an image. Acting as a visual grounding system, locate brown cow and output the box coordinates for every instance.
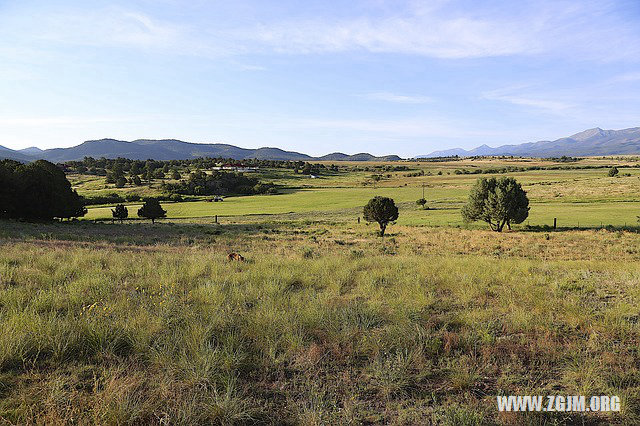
[227,252,245,262]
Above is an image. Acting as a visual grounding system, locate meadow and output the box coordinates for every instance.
[2,157,640,424]
[77,157,640,228]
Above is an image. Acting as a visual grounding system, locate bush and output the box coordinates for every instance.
[83,193,125,206]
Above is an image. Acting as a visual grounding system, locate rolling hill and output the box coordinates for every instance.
[420,127,640,158]
[0,139,400,162]
[0,145,34,162]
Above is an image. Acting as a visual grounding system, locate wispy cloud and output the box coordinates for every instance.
[0,115,159,127]
[360,92,433,104]
[4,1,638,61]
[482,87,574,114]
[231,1,640,61]
[246,16,533,59]
[290,116,500,139]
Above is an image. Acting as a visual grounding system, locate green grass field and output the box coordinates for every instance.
[81,160,640,229]
[3,157,640,424]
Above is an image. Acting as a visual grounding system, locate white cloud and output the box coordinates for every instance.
[245,16,533,59]
[482,88,574,114]
[360,92,433,104]
[290,116,500,139]
[5,1,638,61]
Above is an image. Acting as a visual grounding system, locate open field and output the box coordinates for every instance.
[76,158,640,229]
[2,221,640,424]
[3,158,640,424]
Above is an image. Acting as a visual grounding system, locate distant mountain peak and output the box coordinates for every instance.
[19,146,44,154]
[419,126,640,158]
[569,127,608,141]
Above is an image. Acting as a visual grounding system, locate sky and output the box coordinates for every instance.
[1,0,639,157]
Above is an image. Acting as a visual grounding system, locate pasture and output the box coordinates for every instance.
[80,158,640,229]
[2,157,640,424]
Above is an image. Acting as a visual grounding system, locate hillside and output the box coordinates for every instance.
[0,145,34,162]
[421,126,640,158]
[0,139,399,162]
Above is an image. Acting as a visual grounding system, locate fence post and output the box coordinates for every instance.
[553,218,557,230]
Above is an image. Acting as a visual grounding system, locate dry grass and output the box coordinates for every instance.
[1,221,639,424]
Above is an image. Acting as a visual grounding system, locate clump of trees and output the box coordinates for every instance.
[137,198,166,223]
[65,156,328,177]
[0,160,86,221]
[161,170,277,196]
[461,177,529,232]
[363,196,399,237]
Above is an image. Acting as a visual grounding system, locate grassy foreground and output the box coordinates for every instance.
[1,221,640,424]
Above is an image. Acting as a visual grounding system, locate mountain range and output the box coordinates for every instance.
[421,127,640,158]
[1,126,639,163]
[0,139,401,163]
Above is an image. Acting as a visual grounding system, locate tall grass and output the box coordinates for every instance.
[1,222,639,423]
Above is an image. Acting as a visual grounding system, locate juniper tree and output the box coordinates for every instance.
[137,198,166,224]
[461,177,529,232]
[363,196,399,237]
[111,204,128,223]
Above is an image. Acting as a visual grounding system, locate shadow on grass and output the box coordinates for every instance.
[0,219,294,246]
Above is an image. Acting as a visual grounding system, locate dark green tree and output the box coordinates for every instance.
[129,162,141,177]
[26,161,82,220]
[0,161,17,218]
[111,204,128,222]
[137,198,166,223]
[171,169,181,180]
[608,167,619,177]
[363,196,399,237]
[115,176,127,188]
[461,177,529,232]
[416,198,427,208]
[132,175,142,186]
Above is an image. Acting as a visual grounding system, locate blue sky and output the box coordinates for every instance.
[1,0,639,156]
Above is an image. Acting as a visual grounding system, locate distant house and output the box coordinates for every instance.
[310,175,317,179]
[212,163,258,172]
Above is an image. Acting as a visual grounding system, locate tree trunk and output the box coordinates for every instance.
[379,222,386,237]
[151,218,155,224]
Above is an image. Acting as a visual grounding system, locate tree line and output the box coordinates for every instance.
[160,170,277,196]
[0,160,86,220]
[64,156,329,177]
